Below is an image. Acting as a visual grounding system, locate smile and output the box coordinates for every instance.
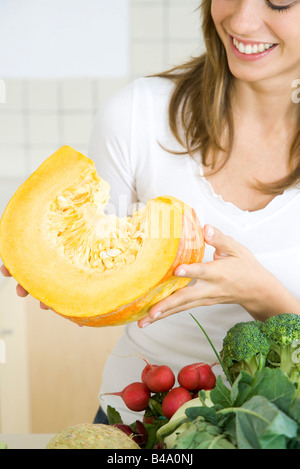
[232,36,277,55]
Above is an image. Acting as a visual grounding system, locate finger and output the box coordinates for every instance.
[0,264,11,277]
[203,224,244,259]
[174,262,207,280]
[16,283,29,297]
[40,302,50,310]
[138,294,217,328]
[138,284,201,328]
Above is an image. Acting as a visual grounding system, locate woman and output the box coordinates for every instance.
[2,0,300,424]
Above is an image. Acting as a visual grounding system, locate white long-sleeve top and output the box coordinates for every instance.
[88,76,300,424]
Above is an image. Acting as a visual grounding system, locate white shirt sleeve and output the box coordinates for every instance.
[87,82,139,217]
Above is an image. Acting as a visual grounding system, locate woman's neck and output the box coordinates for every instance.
[231,78,299,129]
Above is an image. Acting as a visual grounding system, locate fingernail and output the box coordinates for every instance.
[142,322,151,328]
[206,225,214,239]
[176,269,186,277]
[154,311,162,319]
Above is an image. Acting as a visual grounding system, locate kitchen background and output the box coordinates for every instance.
[0,0,204,434]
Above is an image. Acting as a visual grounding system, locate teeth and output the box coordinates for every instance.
[233,37,274,55]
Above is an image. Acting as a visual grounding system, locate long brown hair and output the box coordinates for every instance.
[155,0,300,194]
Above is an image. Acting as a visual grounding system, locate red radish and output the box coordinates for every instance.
[195,364,216,391]
[102,382,150,412]
[178,363,204,390]
[178,362,217,391]
[145,365,175,393]
[162,387,192,419]
[141,362,159,384]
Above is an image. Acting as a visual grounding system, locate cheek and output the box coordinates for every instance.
[210,0,222,25]
[211,0,232,20]
[211,0,231,37]
[275,25,300,48]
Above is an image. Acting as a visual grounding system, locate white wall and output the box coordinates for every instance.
[0,0,130,79]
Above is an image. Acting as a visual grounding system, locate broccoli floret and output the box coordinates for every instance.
[220,320,271,383]
[262,314,300,391]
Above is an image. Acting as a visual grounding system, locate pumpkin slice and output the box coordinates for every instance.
[0,146,205,327]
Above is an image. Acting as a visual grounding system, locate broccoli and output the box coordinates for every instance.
[220,320,271,383]
[220,314,300,396]
[262,313,300,391]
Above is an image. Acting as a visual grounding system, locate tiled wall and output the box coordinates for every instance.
[0,0,204,217]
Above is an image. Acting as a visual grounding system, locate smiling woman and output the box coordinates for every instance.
[212,0,300,85]
[2,0,300,426]
[158,0,300,197]
[86,0,300,423]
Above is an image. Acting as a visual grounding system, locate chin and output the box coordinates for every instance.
[227,62,273,84]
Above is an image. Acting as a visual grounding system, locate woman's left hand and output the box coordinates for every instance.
[138,224,287,328]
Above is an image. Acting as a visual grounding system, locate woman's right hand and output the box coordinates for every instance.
[0,264,50,309]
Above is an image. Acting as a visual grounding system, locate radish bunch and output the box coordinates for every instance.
[178,362,217,392]
[103,357,217,420]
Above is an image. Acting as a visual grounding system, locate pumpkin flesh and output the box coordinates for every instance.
[0,146,205,327]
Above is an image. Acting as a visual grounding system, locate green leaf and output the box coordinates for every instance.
[198,389,208,405]
[210,375,232,408]
[106,405,123,425]
[229,368,297,413]
[287,434,300,449]
[288,397,300,424]
[177,430,235,449]
[230,371,253,407]
[185,405,219,425]
[147,397,163,416]
[247,368,296,414]
[144,419,168,449]
[173,417,237,450]
[234,395,298,449]
[258,433,288,450]
[223,416,238,446]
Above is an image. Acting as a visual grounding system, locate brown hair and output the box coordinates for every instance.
[155,0,300,194]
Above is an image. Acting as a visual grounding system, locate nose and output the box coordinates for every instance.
[229,0,263,37]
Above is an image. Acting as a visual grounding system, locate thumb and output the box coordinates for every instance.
[204,225,241,259]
